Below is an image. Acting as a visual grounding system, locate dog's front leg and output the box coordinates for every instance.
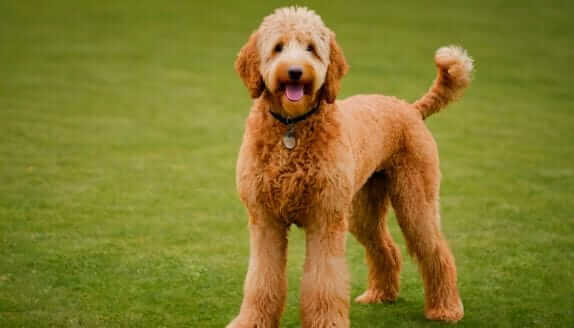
[227,215,288,328]
[300,217,350,328]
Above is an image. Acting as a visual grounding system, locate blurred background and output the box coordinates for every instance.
[1,0,572,327]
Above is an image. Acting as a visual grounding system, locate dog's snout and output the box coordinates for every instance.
[288,66,303,81]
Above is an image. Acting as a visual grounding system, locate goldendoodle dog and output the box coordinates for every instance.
[228,6,472,328]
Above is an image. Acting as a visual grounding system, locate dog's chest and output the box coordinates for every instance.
[237,110,350,224]
[238,131,337,225]
[259,145,329,221]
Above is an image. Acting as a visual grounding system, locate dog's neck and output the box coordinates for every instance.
[269,102,320,126]
[249,95,338,153]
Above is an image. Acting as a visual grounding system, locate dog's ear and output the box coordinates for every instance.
[323,34,348,104]
[235,31,264,99]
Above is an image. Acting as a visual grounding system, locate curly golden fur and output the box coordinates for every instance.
[228,6,473,328]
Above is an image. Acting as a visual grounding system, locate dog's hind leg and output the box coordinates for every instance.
[350,172,402,304]
[388,151,463,323]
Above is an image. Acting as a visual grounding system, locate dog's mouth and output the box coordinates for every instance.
[286,84,304,102]
[278,82,312,102]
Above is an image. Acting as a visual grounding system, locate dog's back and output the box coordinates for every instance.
[335,94,427,191]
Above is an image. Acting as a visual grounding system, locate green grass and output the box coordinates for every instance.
[1,0,573,326]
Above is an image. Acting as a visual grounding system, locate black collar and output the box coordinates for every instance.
[269,102,320,125]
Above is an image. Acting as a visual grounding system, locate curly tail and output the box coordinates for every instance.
[413,46,474,119]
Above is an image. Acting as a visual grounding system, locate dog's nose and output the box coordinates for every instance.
[288,66,303,81]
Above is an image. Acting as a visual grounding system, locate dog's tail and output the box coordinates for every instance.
[413,46,474,119]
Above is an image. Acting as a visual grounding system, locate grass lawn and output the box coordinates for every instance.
[1,0,573,326]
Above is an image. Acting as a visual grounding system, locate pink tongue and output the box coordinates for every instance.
[285,84,304,102]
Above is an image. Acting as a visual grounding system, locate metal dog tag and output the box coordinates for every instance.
[282,129,296,149]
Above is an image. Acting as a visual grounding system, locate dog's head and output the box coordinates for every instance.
[235,7,348,117]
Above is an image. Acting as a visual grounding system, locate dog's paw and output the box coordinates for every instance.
[226,316,253,328]
[355,289,397,304]
[226,314,278,328]
[425,300,464,323]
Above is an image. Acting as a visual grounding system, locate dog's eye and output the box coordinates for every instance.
[274,43,283,53]
[306,44,314,52]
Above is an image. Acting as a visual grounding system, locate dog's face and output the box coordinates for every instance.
[235,7,348,117]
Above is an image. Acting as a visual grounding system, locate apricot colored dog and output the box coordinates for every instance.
[228,7,472,327]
